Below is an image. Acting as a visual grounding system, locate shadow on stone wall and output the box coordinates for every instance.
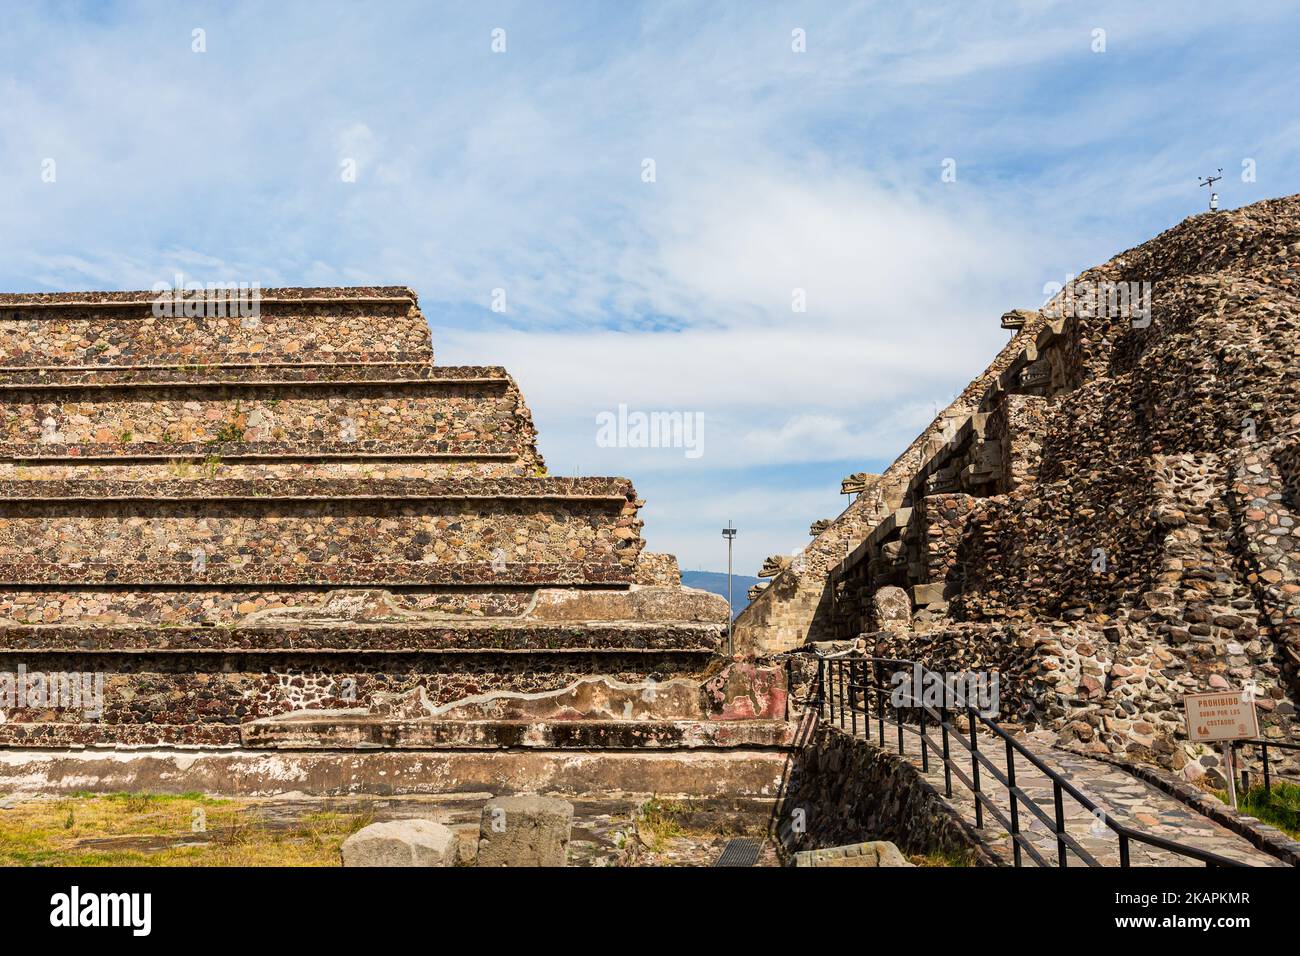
[771,719,994,866]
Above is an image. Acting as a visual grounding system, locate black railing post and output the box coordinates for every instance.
[1052,781,1067,867]
[824,658,831,719]
[827,659,834,729]
[1262,743,1272,794]
[1006,737,1022,867]
[1118,833,1130,868]
[899,665,909,754]
[857,657,865,736]
[857,658,866,734]
[838,659,846,730]
[919,701,929,772]
[875,660,885,746]
[940,705,952,797]
[897,685,905,756]
[850,658,858,737]
[817,656,825,717]
[968,708,982,829]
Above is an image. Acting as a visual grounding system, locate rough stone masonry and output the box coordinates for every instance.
[0,287,794,796]
[738,194,1300,785]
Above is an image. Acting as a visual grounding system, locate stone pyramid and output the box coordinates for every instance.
[0,287,788,774]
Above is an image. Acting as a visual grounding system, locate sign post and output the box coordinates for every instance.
[1224,744,1238,811]
[1183,690,1260,810]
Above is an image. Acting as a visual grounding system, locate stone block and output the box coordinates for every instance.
[340,819,457,867]
[526,585,728,624]
[910,583,947,606]
[872,585,912,632]
[793,841,916,867]
[477,794,574,867]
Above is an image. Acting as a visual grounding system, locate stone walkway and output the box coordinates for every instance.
[831,713,1284,867]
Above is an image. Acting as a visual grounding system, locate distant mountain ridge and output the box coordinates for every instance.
[680,570,761,619]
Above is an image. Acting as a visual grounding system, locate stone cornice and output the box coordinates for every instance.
[0,476,632,501]
[0,286,418,308]
[0,621,721,653]
[0,363,511,388]
[0,560,636,587]
[0,441,521,463]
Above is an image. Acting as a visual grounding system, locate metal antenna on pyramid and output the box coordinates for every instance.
[1198,169,1223,212]
[721,521,737,655]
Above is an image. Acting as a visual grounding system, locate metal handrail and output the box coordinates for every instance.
[816,653,1248,868]
[1231,738,1300,794]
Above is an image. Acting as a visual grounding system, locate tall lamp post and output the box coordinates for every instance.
[721,521,737,655]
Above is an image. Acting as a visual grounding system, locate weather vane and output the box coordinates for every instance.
[1199,168,1223,212]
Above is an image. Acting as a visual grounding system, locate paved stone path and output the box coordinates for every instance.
[829,712,1284,867]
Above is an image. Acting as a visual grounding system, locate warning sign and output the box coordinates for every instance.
[1183,691,1259,743]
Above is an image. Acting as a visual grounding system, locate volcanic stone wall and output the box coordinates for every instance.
[916,493,977,598]
[0,458,527,481]
[0,587,540,626]
[0,648,721,747]
[0,288,432,368]
[1275,439,1300,508]
[779,719,988,864]
[989,393,1048,491]
[2,383,529,452]
[757,196,1300,783]
[0,481,640,584]
[1231,440,1300,690]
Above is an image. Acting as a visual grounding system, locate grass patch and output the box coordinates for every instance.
[908,847,979,867]
[634,797,689,852]
[0,793,371,867]
[1219,781,1300,840]
[629,796,763,855]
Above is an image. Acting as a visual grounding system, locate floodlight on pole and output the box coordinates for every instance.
[721,521,737,656]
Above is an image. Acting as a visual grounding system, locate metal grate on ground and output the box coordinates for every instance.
[713,838,762,867]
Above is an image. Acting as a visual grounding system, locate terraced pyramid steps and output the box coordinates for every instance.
[0,288,788,758]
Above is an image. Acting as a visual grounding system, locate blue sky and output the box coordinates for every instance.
[3,1,1299,574]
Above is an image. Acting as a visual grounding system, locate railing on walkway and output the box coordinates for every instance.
[1233,738,1300,794]
[817,653,1246,868]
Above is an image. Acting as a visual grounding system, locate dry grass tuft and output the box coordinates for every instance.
[0,793,371,867]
